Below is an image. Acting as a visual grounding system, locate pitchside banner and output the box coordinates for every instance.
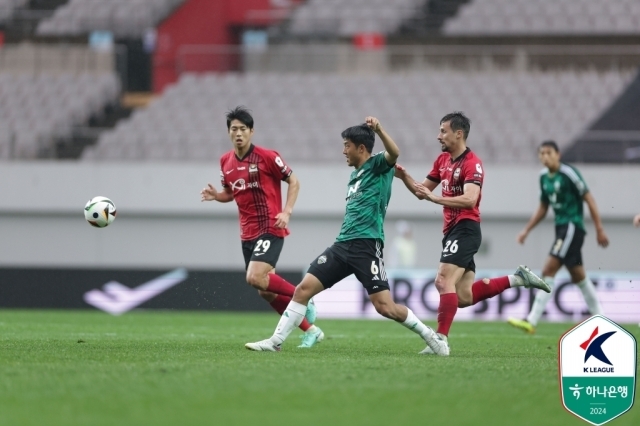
[313,269,640,323]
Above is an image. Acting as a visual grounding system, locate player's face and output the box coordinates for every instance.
[343,139,362,167]
[438,121,457,152]
[538,146,560,169]
[228,119,253,150]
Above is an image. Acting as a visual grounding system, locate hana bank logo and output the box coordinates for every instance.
[581,326,616,373]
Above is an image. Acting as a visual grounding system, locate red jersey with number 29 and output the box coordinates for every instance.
[426,148,484,234]
[220,144,293,241]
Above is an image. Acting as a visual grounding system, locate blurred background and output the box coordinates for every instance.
[0,0,638,320]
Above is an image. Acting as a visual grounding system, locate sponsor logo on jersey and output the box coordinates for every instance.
[237,166,246,171]
[476,163,483,174]
[231,179,246,191]
[225,170,233,175]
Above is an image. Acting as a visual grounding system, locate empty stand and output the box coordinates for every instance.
[287,0,427,36]
[36,0,184,37]
[83,69,636,163]
[443,0,640,35]
[0,0,28,23]
[0,73,120,159]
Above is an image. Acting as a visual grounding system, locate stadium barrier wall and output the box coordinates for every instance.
[1,266,638,324]
[0,163,638,272]
[314,269,640,324]
[0,267,301,313]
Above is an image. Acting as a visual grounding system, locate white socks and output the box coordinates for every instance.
[526,276,603,326]
[526,276,555,326]
[402,308,434,341]
[577,278,603,315]
[271,301,307,346]
[508,274,523,287]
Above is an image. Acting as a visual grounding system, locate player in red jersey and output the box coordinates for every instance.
[201,107,323,348]
[394,112,550,356]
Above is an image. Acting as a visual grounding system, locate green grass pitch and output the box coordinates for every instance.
[0,310,638,426]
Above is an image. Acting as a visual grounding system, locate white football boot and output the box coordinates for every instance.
[421,328,450,356]
[245,339,281,352]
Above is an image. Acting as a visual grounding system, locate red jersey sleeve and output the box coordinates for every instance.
[265,150,293,181]
[427,156,441,183]
[219,156,229,188]
[463,157,484,187]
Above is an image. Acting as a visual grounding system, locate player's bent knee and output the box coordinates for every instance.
[246,272,267,290]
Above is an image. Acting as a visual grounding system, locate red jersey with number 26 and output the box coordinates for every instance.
[426,148,484,234]
[220,144,293,241]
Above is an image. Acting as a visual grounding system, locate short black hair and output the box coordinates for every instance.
[226,106,254,130]
[341,124,375,153]
[539,140,560,152]
[440,111,471,140]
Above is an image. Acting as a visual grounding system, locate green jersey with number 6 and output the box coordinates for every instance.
[336,152,395,243]
[539,163,589,231]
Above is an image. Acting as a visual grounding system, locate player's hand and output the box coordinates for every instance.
[596,229,609,248]
[200,183,218,201]
[516,229,528,245]
[633,214,640,227]
[274,212,290,229]
[365,116,381,132]
[414,182,435,202]
[394,164,406,179]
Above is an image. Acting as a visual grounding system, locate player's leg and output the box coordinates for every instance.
[246,244,350,351]
[460,265,550,309]
[245,234,295,295]
[508,255,562,333]
[367,289,448,355]
[434,220,482,338]
[244,235,317,326]
[348,239,448,356]
[566,237,603,316]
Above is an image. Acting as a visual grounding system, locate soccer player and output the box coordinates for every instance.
[201,106,323,347]
[508,141,609,334]
[394,112,550,355]
[245,117,448,355]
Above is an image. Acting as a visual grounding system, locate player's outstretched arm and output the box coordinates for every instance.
[200,183,234,203]
[517,202,549,244]
[275,173,300,229]
[365,116,399,165]
[416,182,479,208]
[583,192,609,247]
[394,164,433,200]
[634,213,640,227]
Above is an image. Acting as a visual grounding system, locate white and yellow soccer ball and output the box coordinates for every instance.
[84,196,117,228]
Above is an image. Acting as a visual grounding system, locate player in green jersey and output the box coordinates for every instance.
[245,117,449,354]
[508,141,609,334]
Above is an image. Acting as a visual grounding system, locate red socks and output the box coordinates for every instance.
[266,274,296,297]
[437,293,458,336]
[471,276,511,305]
[269,295,311,332]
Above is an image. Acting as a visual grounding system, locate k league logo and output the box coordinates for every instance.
[559,315,637,426]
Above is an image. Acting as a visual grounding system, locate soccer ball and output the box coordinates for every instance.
[84,196,117,228]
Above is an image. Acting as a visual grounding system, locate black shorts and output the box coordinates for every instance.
[307,238,390,295]
[440,219,482,272]
[549,223,585,268]
[241,233,285,270]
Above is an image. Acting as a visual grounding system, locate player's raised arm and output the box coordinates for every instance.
[275,173,300,229]
[365,116,399,165]
[517,202,549,244]
[583,192,609,248]
[201,183,234,203]
[394,164,434,200]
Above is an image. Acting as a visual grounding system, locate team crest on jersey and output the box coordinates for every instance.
[317,255,327,264]
[249,164,258,173]
[476,163,483,174]
[453,168,461,181]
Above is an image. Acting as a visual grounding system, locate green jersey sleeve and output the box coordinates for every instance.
[561,164,589,197]
[370,151,394,175]
[539,173,549,204]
